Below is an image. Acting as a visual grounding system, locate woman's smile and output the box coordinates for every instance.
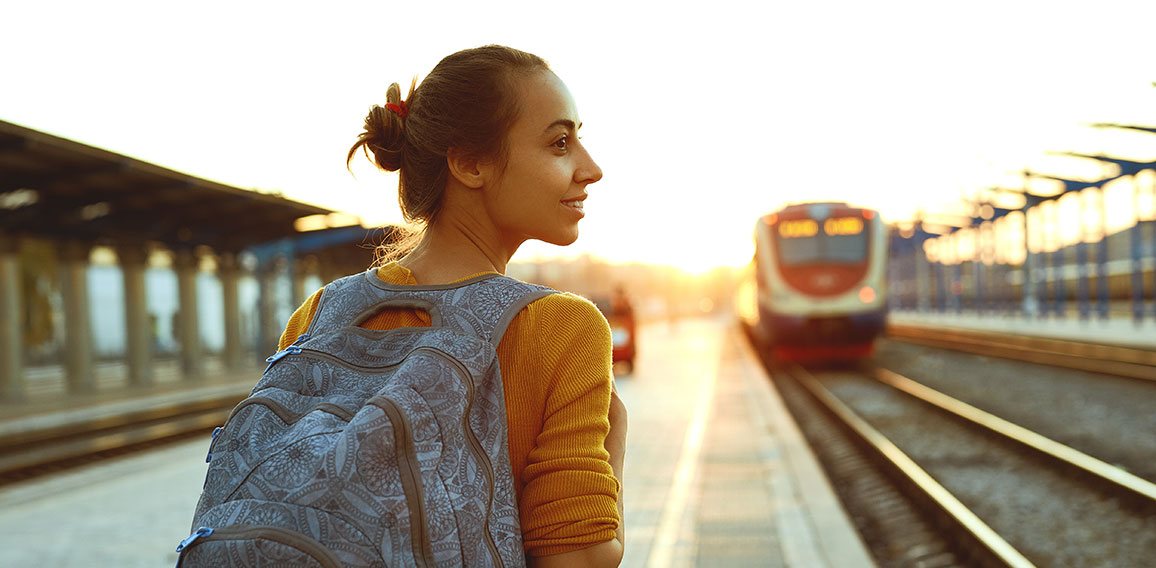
[561,195,587,217]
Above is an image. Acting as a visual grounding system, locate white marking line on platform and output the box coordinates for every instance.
[647,360,717,568]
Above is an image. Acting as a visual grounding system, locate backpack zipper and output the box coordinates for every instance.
[175,524,342,568]
[205,426,224,463]
[207,396,357,466]
[225,397,356,426]
[371,395,436,567]
[415,346,505,568]
[290,348,405,374]
[263,333,311,373]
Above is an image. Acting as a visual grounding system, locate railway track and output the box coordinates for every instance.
[0,385,248,485]
[765,354,1156,567]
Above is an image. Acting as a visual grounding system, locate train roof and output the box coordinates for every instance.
[761,202,878,221]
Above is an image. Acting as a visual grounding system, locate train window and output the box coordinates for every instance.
[775,217,868,265]
[823,217,863,236]
[777,219,818,238]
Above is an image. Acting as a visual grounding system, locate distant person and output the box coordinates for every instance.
[185,45,625,567]
[611,285,634,320]
[609,285,638,372]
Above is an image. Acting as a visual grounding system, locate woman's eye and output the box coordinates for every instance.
[552,135,568,150]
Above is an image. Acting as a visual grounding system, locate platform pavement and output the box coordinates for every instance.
[888,308,1156,349]
[0,358,260,440]
[616,318,874,567]
[0,317,876,567]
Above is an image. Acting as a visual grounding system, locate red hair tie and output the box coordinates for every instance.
[385,101,408,118]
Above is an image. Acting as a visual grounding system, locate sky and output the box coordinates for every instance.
[4,0,1156,272]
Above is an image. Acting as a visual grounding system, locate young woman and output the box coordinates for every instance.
[278,45,626,567]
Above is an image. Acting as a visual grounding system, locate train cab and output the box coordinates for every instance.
[746,202,889,361]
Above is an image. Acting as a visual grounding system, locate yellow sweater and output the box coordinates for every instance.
[278,263,620,556]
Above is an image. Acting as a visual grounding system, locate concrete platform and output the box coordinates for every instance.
[889,309,1156,349]
[616,318,873,567]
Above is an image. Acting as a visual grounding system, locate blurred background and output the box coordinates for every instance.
[3,1,1156,566]
[4,0,1154,361]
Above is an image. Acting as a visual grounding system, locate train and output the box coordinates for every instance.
[737,201,889,361]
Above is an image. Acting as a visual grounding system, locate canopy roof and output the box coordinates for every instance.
[0,120,331,252]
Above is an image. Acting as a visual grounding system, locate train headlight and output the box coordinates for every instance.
[858,286,876,303]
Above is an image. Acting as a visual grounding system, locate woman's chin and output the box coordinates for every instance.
[542,230,579,247]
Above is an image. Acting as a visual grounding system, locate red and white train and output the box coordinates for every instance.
[737,201,889,361]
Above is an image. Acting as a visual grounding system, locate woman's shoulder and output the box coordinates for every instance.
[524,291,608,326]
[506,290,611,351]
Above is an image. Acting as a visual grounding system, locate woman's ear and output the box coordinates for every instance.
[446,149,489,189]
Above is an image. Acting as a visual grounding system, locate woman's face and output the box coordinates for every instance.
[482,70,602,249]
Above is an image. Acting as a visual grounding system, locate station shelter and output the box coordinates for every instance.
[0,120,387,403]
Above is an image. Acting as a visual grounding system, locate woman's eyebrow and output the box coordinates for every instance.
[542,119,577,134]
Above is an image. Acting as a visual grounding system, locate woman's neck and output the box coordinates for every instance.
[397,217,520,285]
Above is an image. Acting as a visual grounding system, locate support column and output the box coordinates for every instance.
[117,243,153,385]
[292,258,308,309]
[174,248,203,380]
[61,241,95,393]
[915,245,930,312]
[219,251,244,371]
[0,234,24,401]
[318,256,341,288]
[257,259,281,357]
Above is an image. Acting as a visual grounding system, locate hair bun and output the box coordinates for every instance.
[348,82,408,172]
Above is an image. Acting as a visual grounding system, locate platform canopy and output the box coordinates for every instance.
[0,119,332,252]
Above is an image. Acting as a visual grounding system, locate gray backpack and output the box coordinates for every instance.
[177,269,555,567]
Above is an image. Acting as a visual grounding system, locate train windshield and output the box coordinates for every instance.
[774,216,868,265]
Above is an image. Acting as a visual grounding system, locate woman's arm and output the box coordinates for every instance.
[529,389,628,568]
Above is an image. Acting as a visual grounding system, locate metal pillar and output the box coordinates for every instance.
[916,245,930,312]
[1076,190,1091,320]
[935,260,947,313]
[1051,204,1065,318]
[219,251,244,371]
[1077,240,1090,320]
[1146,218,1156,323]
[61,241,95,393]
[174,248,202,380]
[1132,219,1145,322]
[117,243,153,385]
[1023,211,1035,317]
[952,262,963,313]
[1096,189,1110,319]
[0,234,24,401]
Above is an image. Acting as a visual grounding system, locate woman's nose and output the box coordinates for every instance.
[578,148,603,184]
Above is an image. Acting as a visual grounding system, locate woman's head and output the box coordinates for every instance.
[348,45,551,227]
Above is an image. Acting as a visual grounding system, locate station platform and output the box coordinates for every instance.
[0,358,259,442]
[616,318,873,567]
[888,308,1156,349]
[0,317,876,567]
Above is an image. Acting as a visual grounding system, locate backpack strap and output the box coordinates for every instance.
[490,287,556,348]
[305,268,556,346]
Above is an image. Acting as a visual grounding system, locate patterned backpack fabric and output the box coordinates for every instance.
[177,269,555,567]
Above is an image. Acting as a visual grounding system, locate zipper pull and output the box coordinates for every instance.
[264,334,310,372]
[176,526,214,553]
[204,426,224,463]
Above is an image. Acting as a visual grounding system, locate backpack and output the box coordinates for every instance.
[177,268,556,567]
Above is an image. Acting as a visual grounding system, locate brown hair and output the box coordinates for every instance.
[347,45,551,263]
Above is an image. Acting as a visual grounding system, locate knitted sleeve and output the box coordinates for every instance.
[504,293,620,557]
